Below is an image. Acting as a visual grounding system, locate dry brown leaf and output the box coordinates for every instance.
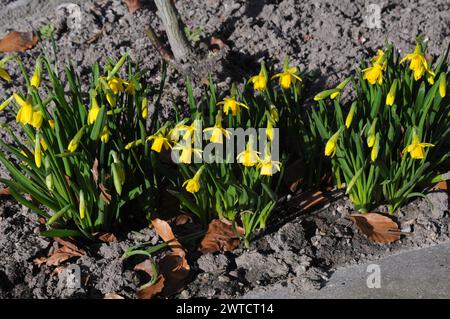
[0,31,38,52]
[172,214,191,226]
[137,275,165,299]
[91,158,99,185]
[0,187,11,196]
[99,183,112,204]
[287,189,329,211]
[34,238,86,266]
[98,232,117,243]
[134,259,165,299]
[351,213,401,243]
[135,223,191,298]
[431,180,448,191]
[104,293,125,299]
[124,0,142,13]
[199,219,244,253]
[158,253,190,296]
[151,218,185,256]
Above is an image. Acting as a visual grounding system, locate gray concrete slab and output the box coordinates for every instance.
[243,241,450,299]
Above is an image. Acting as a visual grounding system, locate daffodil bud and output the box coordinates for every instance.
[34,134,42,168]
[100,126,110,143]
[314,89,339,101]
[345,101,357,129]
[439,73,446,98]
[386,79,398,106]
[31,58,42,88]
[367,119,378,147]
[68,126,86,153]
[371,133,380,162]
[0,95,13,112]
[141,97,148,119]
[108,53,128,80]
[325,129,341,157]
[111,151,125,195]
[79,190,86,219]
[46,174,54,191]
[269,105,279,123]
[266,120,274,141]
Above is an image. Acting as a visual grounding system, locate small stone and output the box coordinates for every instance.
[180,290,190,299]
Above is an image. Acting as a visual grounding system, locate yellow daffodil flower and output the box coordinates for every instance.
[173,143,203,164]
[237,140,260,167]
[257,150,281,176]
[14,93,33,125]
[345,102,357,129]
[249,65,267,91]
[324,130,341,157]
[108,77,127,94]
[182,166,205,194]
[203,124,231,144]
[147,133,171,153]
[362,63,384,85]
[439,73,446,98]
[87,98,100,125]
[126,81,136,95]
[400,43,435,82]
[30,110,43,129]
[100,126,110,143]
[386,79,398,106]
[272,67,302,89]
[217,97,249,116]
[371,49,385,65]
[168,120,189,143]
[48,119,55,129]
[403,132,434,159]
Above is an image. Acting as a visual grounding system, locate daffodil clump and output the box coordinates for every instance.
[0,54,165,236]
[123,59,307,246]
[311,39,450,213]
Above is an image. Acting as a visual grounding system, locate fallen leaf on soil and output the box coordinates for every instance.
[288,189,329,211]
[199,219,245,253]
[124,0,142,13]
[97,232,117,243]
[151,218,185,256]
[34,238,86,266]
[0,31,38,52]
[136,220,191,299]
[430,180,448,191]
[137,275,165,299]
[210,36,226,52]
[134,259,165,299]
[158,252,190,296]
[0,187,11,196]
[171,213,191,226]
[104,292,125,299]
[350,213,401,243]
